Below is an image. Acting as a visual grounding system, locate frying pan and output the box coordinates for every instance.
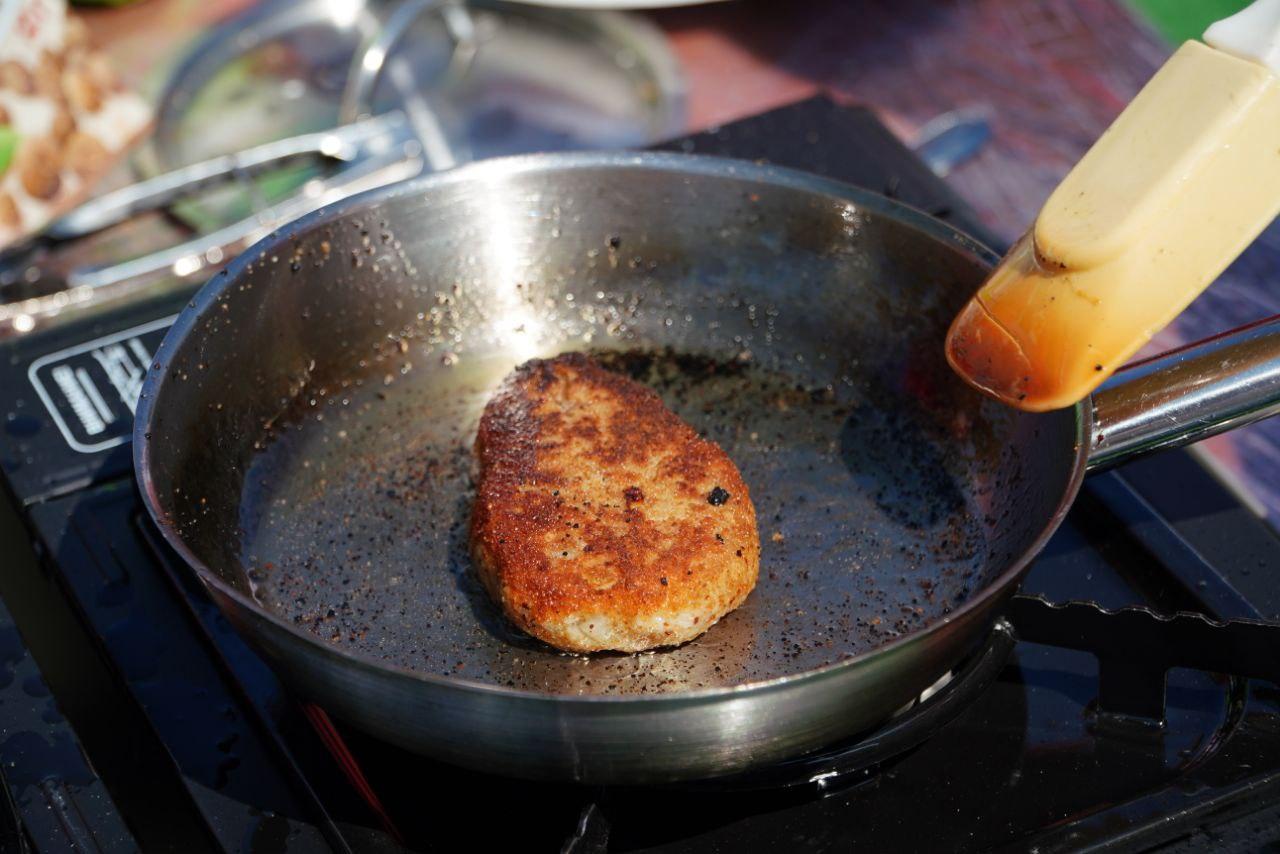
[134,152,1280,784]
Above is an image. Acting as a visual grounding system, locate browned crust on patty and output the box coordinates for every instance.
[470,353,760,653]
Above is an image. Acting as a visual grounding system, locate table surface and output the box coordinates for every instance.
[78,0,1280,528]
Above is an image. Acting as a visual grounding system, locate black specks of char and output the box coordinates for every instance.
[624,486,644,504]
[707,486,731,506]
[237,346,996,697]
[592,347,751,387]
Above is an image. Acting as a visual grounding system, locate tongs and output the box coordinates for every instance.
[0,0,501,335]
[0,110,424,319]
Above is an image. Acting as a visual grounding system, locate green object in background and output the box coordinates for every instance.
[1127,0,1251,44]
[0,126,18,176]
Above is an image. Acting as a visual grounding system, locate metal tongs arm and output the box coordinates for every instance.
[0,111,420,322]
[47,112,410,241]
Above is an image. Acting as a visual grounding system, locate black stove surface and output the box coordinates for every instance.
[2,97,1280,853]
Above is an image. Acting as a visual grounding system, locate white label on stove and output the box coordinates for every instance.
[28,315,178,454]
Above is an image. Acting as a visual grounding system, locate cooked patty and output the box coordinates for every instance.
[470,353,760,653]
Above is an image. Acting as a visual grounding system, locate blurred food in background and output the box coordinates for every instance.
[0,0,150,247]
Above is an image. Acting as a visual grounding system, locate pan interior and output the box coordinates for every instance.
[147,157,1079,697]
[241,346,990,694]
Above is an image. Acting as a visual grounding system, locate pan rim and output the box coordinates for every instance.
[134,150,1091,707]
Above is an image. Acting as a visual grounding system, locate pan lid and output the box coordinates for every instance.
[134,0,685,233]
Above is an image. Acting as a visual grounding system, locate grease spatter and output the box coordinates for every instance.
[240,347,991,695]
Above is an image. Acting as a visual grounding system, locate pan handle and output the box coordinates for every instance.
[1086,313,1280,471]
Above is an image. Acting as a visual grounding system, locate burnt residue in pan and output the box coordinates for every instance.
[238,345,991,696]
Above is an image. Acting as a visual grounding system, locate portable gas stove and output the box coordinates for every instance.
[2,98,1280,853]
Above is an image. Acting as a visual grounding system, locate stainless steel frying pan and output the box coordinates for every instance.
[134,152,1280,784]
